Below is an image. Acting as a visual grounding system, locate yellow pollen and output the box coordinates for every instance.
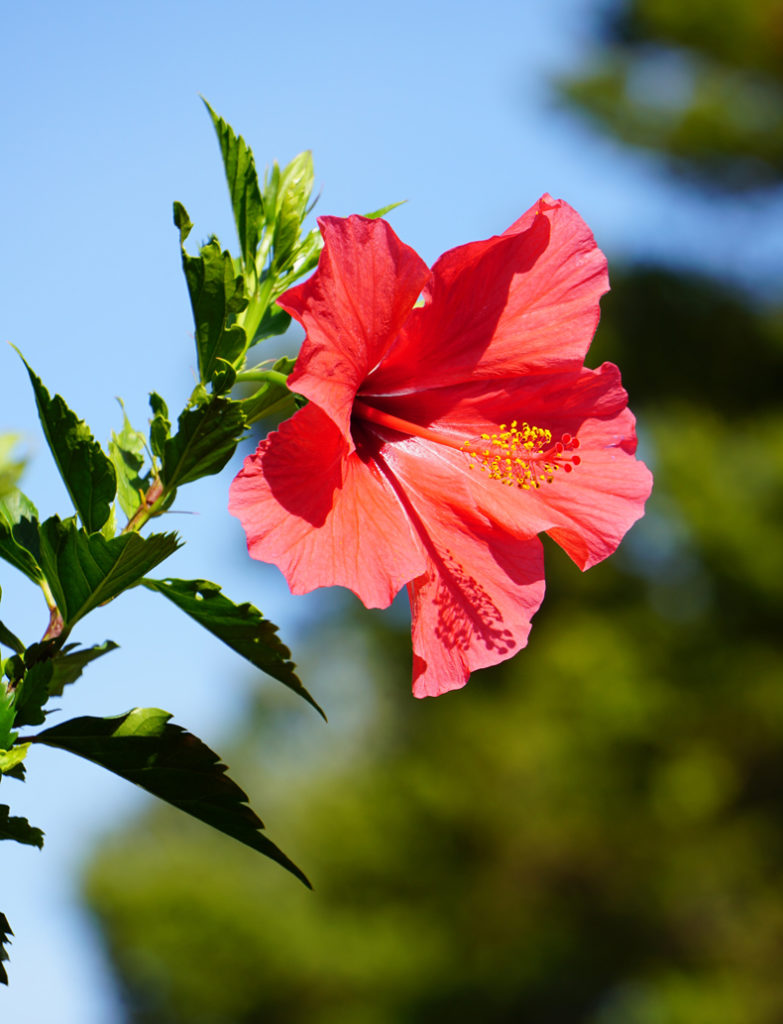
[461,421,581,489]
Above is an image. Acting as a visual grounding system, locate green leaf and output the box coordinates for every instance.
[0,490,43,584]
[272,151,314,271]
[0,435,24,501]
[176,222,249,384]
[364,199,406,219]
[161,397,245,489]
[149,392,171,461]
[109,401,147,520]
[140,578,324,718]
[0,686,16,750]
[0,806,43,848]
[20,358,116,533]
[37,517,180,629]
[0,620,24,655]
[33,709,310,886]
[48,640,119,697]
[0,744,29,775]
[1,912,12,985]
[10,661,51,728]
[203,99,265,271]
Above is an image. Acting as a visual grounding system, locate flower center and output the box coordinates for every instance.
[461,421,580,489]
[353,400,580,488]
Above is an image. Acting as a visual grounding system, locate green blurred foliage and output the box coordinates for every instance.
[559,0,783,190]
[83,1,783,1019]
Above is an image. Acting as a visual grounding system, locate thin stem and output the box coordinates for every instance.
[234,368,291,387]
[123,477,164,535]
[40,578,65,642]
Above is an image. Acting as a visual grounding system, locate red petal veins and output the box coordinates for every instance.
[365,196,608,396]
[228,404,427,608]
[376,442,547,696]
[278,215,430,448]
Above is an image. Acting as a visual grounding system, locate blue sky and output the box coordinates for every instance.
[1,0,778,1019]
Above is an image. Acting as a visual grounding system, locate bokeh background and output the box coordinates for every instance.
[2,0,783,1020]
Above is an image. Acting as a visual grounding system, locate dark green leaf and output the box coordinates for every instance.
[141,578,324,718]
[110,402,147,520]
[48,640,119,697]
[34,709,310,886]
[0,491,43,584]
[0,620,24,655]
[0,806,43,848]
[203,99,265,271]
[149,392,171,461]
[161,397,245,489]
[1,911,12,985]
[20,358,116,533]
[179,236,248,384]
[37,517,180,629]
[251,303,291,344]
[0,686,16,750]
[10,661,51,728]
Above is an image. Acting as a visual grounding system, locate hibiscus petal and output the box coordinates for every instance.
[278,215,430,447]
[369,362,652,573]
[228,403,427,608]
[365,196,608,395]
[376,443,546,697]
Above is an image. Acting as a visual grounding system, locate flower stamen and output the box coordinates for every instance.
[353,401,580,489]
[461,420,581,489]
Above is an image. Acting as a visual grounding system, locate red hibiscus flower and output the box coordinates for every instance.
[229,196,653,697]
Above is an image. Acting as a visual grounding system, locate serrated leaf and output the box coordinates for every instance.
[179,235,249,385]
[0,491,43,584]
[110,402,147,520]
[203,99,265,271]
[0,806,43,848]
[33,709,310,886]
[161,398,245,489]
[48,640,119,697]
[37,517,180,629]
[20,359,116,533]
[140,578,324,718]
[1,911,12,985]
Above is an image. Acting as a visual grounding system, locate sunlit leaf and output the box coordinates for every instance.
[0,490,43,584]
[34,709,310,886]
[110,402,147,520]
[203,99,265,271]
[37,517,180,629]
[20,358,116,533]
